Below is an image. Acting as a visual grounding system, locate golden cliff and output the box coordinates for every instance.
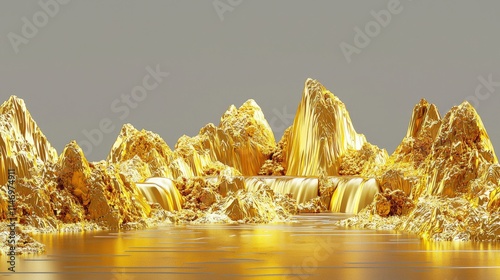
[345,99,500,241]
[0,96,58,187]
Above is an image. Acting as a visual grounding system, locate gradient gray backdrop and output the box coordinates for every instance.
[1,0,499,161]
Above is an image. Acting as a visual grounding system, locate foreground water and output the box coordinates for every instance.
[2,214,500,280]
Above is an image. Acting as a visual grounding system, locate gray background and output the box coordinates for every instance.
[1,0,499,161]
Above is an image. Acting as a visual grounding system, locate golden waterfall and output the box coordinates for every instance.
[329,177,379,214]
[244,176,379,214]
[137,177,184,211]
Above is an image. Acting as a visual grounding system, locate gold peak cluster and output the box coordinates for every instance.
[1,78,499,254]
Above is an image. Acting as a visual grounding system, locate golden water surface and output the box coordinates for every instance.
[2,214,500,279]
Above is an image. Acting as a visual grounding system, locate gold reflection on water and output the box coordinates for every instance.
[1,215,499,280]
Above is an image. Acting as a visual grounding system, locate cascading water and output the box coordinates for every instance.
[244,176,378,213]
[137,176,379,214]
[244,177,319,204]
[136,177,184,211]
[329,177,379,214]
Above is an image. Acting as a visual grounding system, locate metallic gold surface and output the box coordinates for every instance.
[0,96,57,187]
[284,79,387,176]
[346,99,500,241]
[137,178,183,211]
[174,99,276,176]
[2,78,500,255]
[329,177,379,214]
[245,177,319,204]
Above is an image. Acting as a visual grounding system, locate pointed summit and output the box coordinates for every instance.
[175,99,276,176]
[0,95,58,186]
[437,101,497,162]
[405,99,441,139]
[107,123,174,178]
[390,99,441,168]
[219,99,276,153]
[421,101,497,196]
[1,95,24,111]
[283,79,385,176]
[386,99,498,198]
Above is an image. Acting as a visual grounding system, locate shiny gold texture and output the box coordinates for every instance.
[1,78,500,254]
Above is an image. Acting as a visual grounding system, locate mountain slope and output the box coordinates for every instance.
[282,79,387,176]
[174,99,275,176]
[0,96,58,187]
[348,99,500,241]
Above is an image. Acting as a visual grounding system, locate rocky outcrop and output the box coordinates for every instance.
[419,102,497,197]
[374,189,414,217]
[175,99,276,176]
[346,99,500,241]
[108,124,174,178]
[55,141,152,228]
[171,174,293,224]
[0,96,58,187]
[259,127,289,175]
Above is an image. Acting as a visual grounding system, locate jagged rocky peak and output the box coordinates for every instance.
[420,101,498,197]
[0,95,58,161]
[435,101,496,161]
[406,99,441,139]
[219,99,276,153]
[284,78,386,176]
[390,99,442,169]
[386,100,498,195]
[0,95,58,186]
[107,123,173,163]
[55,140,152,228]
[107,124,173,178]
[174,99,276,176]
[57,141,92,206]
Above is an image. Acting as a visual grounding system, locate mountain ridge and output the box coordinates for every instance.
[1,79,499,243]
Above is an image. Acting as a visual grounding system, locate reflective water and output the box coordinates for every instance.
[2,214,500,279]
